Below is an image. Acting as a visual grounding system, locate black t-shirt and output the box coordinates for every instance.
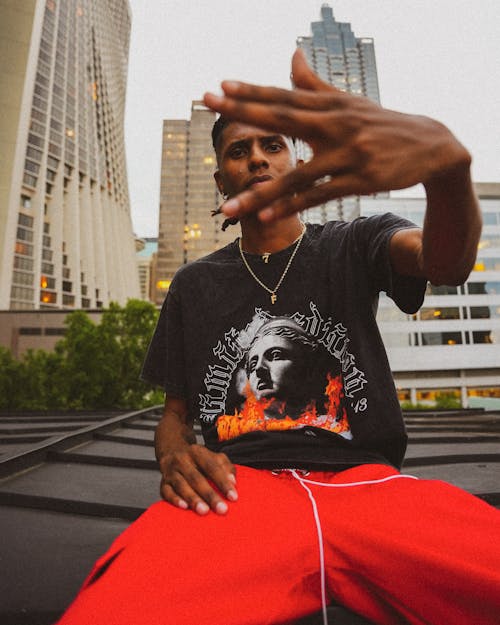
[142,215,427,470]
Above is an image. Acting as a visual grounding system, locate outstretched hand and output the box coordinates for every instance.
[203,49,470,223]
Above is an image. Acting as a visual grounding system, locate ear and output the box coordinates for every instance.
[214,170,225,195]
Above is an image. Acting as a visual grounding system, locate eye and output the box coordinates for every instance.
[266,143,283,153]
[228,146,246,159]
[247,356,257,373]
[268,348,286,361]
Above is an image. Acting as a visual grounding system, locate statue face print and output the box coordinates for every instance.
[246,334,304,401]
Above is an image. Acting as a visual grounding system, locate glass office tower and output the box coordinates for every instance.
[297,4,382,223]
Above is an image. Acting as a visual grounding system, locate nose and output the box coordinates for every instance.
[248,145,269,172]
[255,356,270,378]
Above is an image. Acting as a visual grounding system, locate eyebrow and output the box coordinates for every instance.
[224,135,286,155]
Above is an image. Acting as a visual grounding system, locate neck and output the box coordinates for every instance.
[239,214,304,254]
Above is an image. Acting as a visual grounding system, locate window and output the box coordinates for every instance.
[40,275,55,289]
[12,271,34,286]
[420,307,460,320]
[23,173,37,187]
[14,256,34,271]
[44,327,66,336]
[18,213,34,227]
[421,332,462,346]
[21,195,32,209]
[481,213,499,226]
[15,242,33,256]
[425,284,457,296]
[467,282,500,295]
[40,291,57,304]
[17,227,33,242]
[19,327,42,335]
[472,331,494,344]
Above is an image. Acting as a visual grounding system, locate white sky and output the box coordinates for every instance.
[124,0,500,237]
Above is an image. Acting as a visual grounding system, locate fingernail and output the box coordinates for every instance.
[204,92,224,105]
[228,473,236,484]
[222,80,240,92]
[196,501,210,515]
[259,207,275,222]
[227,489,238,502]
[222,198,240,216]
[215,501,228,515]
[177,499,188,510]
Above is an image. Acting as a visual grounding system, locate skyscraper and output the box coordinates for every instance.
[0,0,140,311]
[155,101,234,304]
[297,4,381,223]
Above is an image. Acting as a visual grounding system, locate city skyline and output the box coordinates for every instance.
[125,0,500,237]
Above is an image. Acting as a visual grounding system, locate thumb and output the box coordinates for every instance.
[291,48,330,91]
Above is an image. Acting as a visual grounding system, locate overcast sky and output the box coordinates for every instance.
[124,0,500,237]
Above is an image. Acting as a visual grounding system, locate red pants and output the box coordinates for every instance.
[57,464,500,625]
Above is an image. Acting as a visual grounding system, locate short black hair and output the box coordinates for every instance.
[211,115,231,152]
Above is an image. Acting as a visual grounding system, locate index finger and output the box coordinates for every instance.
[203,91,322,140]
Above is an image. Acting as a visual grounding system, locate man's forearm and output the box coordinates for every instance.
[422,158,482,286]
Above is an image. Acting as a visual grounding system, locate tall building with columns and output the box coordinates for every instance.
[0,0,140,311]
[297,4,382,223]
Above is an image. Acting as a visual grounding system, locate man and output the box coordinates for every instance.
[58,51,499,625]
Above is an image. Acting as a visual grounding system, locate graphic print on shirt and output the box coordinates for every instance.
[199,302,368,443]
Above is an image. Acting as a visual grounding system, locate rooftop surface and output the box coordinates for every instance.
[1,408,499,625]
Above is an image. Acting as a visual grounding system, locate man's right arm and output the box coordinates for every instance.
[155,396,238,515]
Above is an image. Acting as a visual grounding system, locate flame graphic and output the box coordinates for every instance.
[216,373,350,441]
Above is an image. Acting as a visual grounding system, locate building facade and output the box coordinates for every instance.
[136,237,157,303]
[364,183,500,409]
[297,4,382,224]
[154,101,234,304]
[0,0,140,311]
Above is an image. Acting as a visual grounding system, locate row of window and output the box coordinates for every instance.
[19,327,65,336]
[427,282,500,296]
[397,387,500,402]
[379,305,500,322]
[384,331,497,347]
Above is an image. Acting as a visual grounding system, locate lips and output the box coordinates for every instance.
[246,175,273,189]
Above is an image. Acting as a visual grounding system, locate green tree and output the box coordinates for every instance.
[56,300,162,409]
[0,346,23,409]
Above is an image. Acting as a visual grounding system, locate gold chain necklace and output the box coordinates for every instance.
[238,224,306,304]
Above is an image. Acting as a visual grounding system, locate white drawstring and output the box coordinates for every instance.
[291,470,329,625]
[288,469,420,625]
[297,473,419,489]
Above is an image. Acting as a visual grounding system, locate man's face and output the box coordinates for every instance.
[247,334,302,400]
[214,122,297,199]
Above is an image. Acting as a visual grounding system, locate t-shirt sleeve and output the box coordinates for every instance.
[140,286,187,397]
[356,213,427,314]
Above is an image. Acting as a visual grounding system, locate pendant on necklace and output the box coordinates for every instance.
[271,293,277,304]
[262,252,270,263]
